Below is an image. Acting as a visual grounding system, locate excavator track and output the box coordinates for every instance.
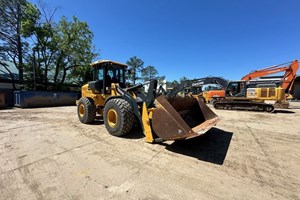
[213,100,274,112]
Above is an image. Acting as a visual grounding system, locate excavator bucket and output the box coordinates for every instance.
[151,96,221,141]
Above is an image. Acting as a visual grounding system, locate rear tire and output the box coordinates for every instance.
[104,98,134,136]
[77,97,96,124]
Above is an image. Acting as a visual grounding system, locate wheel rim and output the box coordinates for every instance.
[79,104,85,117]
[107,108,118,128]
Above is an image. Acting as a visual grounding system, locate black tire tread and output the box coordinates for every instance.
[104,98,134,136]
[77,97,96,124]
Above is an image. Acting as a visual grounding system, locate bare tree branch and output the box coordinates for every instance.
[0,31,18,46]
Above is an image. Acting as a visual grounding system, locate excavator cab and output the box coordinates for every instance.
[225,81,246,97]
[225,80,285,100]
[77,60,220,143]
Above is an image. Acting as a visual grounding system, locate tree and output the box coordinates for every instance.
[156,75,166,85]
[22,7,97,90]
[141,65,158,82]
[0,0,32,84]
[179,76,188,83]
[1,0,98,91]
[50,16,97,89]
[126,56,144,85]
[1,0,98,90]
[166,80,179,88]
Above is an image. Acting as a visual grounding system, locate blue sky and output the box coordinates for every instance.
[30,0,300,81]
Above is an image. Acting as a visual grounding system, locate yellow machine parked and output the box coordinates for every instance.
[213,80,288,112]
[77,60,220,143]
[212,60,299,112]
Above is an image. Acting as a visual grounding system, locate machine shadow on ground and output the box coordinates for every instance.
[164,128,233,165]
[123,125,145,139]
[273,110,295,114]
[0,107,14,110]
[90,118,104,125]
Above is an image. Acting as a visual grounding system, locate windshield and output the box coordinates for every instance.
[106,64,125,85]
[202,84,223,91]
[94,64,125,83]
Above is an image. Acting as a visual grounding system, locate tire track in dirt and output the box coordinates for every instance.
[237,112,291,190]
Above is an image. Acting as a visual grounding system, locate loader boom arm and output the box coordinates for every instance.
[241,60,299,93]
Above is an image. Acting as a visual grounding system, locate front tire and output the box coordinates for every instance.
[103,98,134,136]
[77,97,96,124]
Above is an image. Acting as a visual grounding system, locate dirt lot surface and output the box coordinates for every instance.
[1,103,300,200]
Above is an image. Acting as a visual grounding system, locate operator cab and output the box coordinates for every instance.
[225,80,278,97]
[202,83,223,92]
[191,86,202,95]
[89,60,127,94]
[225,81,247,97]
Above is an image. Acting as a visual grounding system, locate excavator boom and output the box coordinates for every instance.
[241,60,299,93]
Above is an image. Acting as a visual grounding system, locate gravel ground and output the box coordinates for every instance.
[0,103,300,200]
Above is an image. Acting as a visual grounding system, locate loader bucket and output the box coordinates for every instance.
[151,96,221,141]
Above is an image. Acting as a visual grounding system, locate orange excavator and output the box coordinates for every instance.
[213,60,299,112]
[241,60,299,95]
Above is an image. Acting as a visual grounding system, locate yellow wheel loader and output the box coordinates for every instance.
[77,60,220,143]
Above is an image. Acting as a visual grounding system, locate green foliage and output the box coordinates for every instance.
[52,16,97,86]
[21,3,41,37]
[156,75,166,85]
[141,65,158,82]
[166,80,179,88]
[179,76,188,83]
[0,0,98,91]
[0,0,29,82]
[126,56,144,85]
[166,77,188,89]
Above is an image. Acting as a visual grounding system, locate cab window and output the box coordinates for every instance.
[98,68,104,80]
